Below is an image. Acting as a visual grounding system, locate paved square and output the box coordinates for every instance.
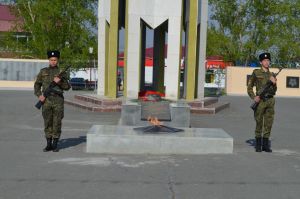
[0,90,300,199]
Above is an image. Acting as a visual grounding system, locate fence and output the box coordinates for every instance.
[226,66,300,97]
[0,58,48,81]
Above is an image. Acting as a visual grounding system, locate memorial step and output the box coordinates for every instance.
[188,97,219,108]
[65,94,122,112]
[190,101,230,114]
[65,94,229,114]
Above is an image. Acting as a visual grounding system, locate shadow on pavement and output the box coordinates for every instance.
[246,138,255,147]
[59,136,86,150]
[246,138,273,148]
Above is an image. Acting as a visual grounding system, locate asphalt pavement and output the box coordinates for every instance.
[0,90,299,199]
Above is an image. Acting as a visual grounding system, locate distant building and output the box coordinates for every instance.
[0,4,29,56]
[206,55,233,69]
[0,5,16,32]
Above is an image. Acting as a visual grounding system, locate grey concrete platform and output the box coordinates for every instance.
[87,125,233,154]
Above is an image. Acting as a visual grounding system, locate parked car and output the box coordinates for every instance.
[85,80,97,90]
[69,78,97,90]
[69,77,86,90]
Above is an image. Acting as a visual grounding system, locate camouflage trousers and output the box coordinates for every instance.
[42,95,64,139]
[254,97,275,138]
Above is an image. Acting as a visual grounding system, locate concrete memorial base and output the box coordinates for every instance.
[119,101,191,127]
[87,125,233,154]
[119,101,141,126]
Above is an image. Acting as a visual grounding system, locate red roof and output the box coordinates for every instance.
[0,5,16,20]
[118,48,232,69]
[118,58,153,67]
[0,5,21,32]
[118,45,186,59]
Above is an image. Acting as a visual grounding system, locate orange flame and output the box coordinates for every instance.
[147,116,163,126]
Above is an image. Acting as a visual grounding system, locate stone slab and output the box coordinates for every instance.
[141,101,171,121]
[87,125,233,154]
[119,101,141,126]
[169,102,190,127]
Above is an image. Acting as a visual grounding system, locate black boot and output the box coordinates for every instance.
[262,138,272,152]
[52,138,59,152]
[43,138,52,152]
[255,137,262,152]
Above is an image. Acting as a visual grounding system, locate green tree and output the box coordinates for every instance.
[6,0,97,68]
[270,0,300,66]
[208,0,249,64]
[208,0,300,66]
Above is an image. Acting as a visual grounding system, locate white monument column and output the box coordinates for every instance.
[97,0,110,96]
[126,12,142,98]
[165,15,183,99]
[197,0,208,100]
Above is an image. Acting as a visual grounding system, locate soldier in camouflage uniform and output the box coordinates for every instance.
[247,52,277,152]
[34,50,70,152]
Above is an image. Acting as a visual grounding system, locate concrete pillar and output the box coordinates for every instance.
[123,0,129,97]
[140,23,146,92]
[126,15,141,99]
[153,25,166,93]
[186,0,198,100]
[164,15,183,99]
[97,9,105,95]
[98,0,110,96]
[107,0,119,98]
[104,22,109,96]
[197,0,208,100]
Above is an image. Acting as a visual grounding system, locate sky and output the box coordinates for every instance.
[0,0,13,4]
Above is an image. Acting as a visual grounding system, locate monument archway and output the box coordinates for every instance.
[98,0,208,100]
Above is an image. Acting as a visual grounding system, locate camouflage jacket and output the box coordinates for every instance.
[34,66,70,97]
[247,68,277,100]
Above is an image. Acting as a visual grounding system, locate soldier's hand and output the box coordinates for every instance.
[39,95,46,102]
[54,76,61,83]
[254,96,260,103]
[270,76,277,84]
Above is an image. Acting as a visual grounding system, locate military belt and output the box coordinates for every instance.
[262,95,273,101]
[49,92,64,99]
